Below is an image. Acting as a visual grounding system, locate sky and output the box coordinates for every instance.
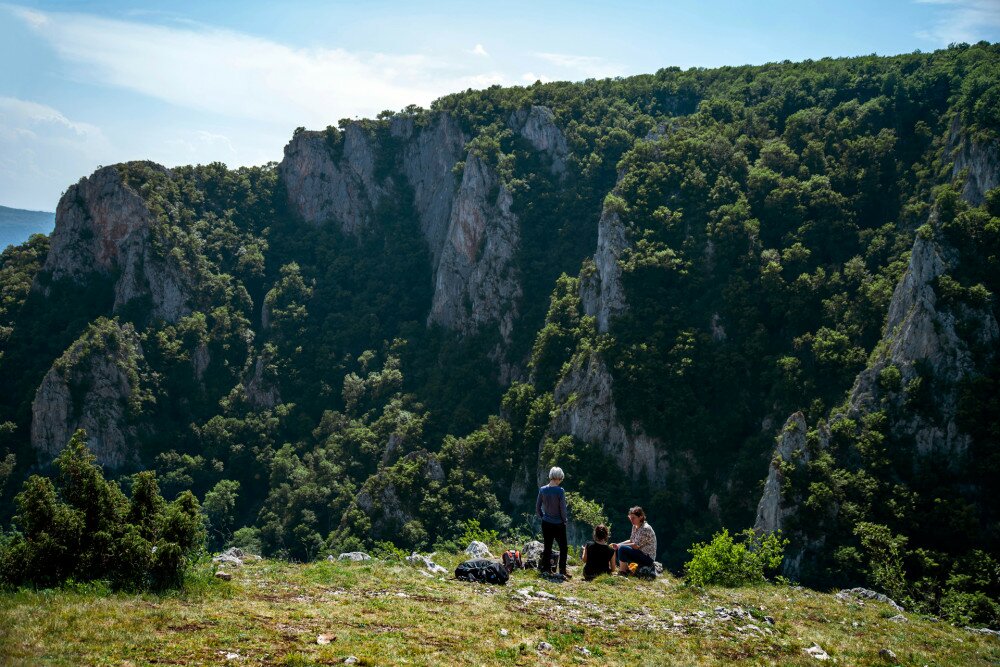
[1,0,999,212]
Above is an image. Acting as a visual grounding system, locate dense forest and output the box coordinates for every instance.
[1,43,998,625]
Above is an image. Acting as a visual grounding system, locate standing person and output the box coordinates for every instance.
[535,466,571,579]
[582,524,615,581]
[611,506,657,573]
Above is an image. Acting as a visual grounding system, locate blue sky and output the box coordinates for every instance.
[2,0,999,211]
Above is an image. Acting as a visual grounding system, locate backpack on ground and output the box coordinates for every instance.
[455,559,509,585]
[501,549,523,572]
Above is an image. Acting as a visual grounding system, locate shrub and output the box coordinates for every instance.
[684,529,788,587]
[0,430,205,590]
[457,519,499,548]
[228,526,263,555]
[566,492,609,530]
[854,522,908,603]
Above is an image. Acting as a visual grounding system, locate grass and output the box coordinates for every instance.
[0,552,997,666]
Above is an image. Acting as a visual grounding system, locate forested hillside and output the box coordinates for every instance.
[1,42,998,625]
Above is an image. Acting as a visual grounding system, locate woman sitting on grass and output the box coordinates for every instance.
[582,524,614,581]
[611,506,657,574]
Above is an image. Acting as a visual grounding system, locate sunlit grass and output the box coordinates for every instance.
[0,555,997,666]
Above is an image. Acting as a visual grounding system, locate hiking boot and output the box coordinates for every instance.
[560,572,572,580]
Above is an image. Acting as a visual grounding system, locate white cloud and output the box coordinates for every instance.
[521,72,552,83]
[914,0,1000,44]
[534,52,624,78]
[164,130,238,157]
[8,6,511,128]
[471,43,489,57]
[0,97,114,209]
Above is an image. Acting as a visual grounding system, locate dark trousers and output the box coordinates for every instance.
[541,520,568,574]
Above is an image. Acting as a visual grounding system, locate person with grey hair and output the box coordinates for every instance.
[535,466,570,579]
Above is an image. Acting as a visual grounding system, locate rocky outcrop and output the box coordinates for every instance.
[580,189,630,334]
[30,318,149,469]
[755,127,999,570]
[508,106,569,177]
[40,165,190,322]
[280,125,385,234]
[279,112,535,338]
[244,352,281,410]
[548,353,665,483]
[354,450,445,539]
[948,118,1000,206]
[754,412,810,534]
[276,108,572,339]
[399,113,468,267]
[845,226,997,458]
[428,154,521,338]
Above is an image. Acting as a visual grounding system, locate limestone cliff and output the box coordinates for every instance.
[398,113,468,268]
[948,117,1000,206]
[354,450,445,540]
[243,351,281,410]
[30,318,150,469]
[428,154,521,338]
[39,164,190,322]
[755,125,999,555]
[279,112,537,339]
[279,124,386,234]
[580,192,631,334]
[754,412,811,534]
[846,228,998,458]
[508,106,570,177]
[548,353,666,484]
[544,166,666,484]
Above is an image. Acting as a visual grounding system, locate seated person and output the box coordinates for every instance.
[582,524,614,581]
[611,506,657,573]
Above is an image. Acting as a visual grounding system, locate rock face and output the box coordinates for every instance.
[428,154,521,338]
[244,352,281,410]
[548,353,665,483]
[508,106,570,177]
[949,118,1000,206]
[279,112,536,339]
[354,450,445,538]
[754,412,810,534]
[755,126,999,571]
[846,228,997,458]
[544,163,665,484]
[40,165,190,322]
[31,319,148,469]
[580,200,631,334]
[399,113,468,267]
[279,125,385,234]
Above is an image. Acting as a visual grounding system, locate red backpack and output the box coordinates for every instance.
[501,549,523,572]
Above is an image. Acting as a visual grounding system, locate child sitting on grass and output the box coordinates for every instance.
[582,524,615,581]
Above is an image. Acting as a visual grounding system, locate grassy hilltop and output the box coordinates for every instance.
[1,554,997,666]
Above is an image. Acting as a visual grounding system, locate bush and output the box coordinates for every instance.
[0,430,205,590]
[227,526,263,555]
[684,529,788,587]
[566,492,609,530]
[457,519,499,548]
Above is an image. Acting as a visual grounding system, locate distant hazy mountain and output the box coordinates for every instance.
[0,205,54,250]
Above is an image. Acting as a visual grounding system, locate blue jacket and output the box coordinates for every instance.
[536,484,568,524]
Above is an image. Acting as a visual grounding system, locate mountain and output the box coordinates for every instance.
[0,205,54,249]
[1,43,998,627]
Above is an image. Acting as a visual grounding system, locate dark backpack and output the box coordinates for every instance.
[501,549,523,572]
[455,559,509,585]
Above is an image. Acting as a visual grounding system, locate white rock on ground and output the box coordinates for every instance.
[406,552,448,574]
[336,552,371,561]
[805,643,830,660]
[212,547,244,567]
[465,541,493,558]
